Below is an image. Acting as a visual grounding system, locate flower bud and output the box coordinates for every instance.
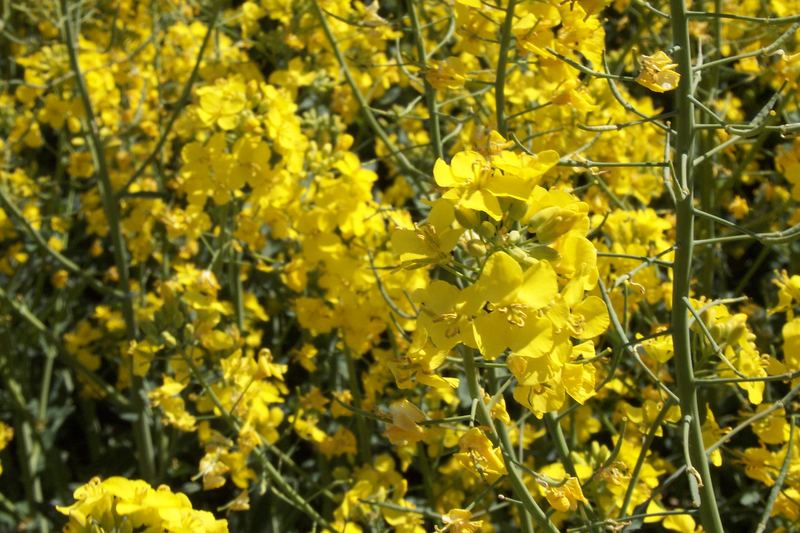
[508,246,530,264]
[527,244,560,262]
[454,206,481,229]
[466,239,487,258]
[506,198,529,221]
[477,221,496,239]
[529,207,580,243]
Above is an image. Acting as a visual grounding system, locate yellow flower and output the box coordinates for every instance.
[727,195,750,219]
[434,151,502,219]
[426,57,469,91]
[50,269,69,289]
[772,271,800,318]
[751,406,790,445]
[544,476,589,512]
[434,147,555,221]
[0,422,12,476]
[644,501,696,532]
[391,199,464,269]
[636,51,681,92]
[472,251,557,359]
[457,428,506,480]
[56,477,228,532]
[195,77,248,130]
[561,361,597,404]
[640,331,674,363]
[149,376,197,432]
[414,280,482,353]
[385,400,427,446]
[512,378,566,418]
[441,508,483,532]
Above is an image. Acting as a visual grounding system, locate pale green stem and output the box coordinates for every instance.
[668,0,724,527]
[619,397,676,517]
[693,22,800,72]
[495,0,517,136]
[2,370,48,532]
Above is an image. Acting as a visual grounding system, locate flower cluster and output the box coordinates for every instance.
[1,0,800,531]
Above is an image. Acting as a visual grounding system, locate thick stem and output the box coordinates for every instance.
[668,0,724,529]
[495,0,517,137]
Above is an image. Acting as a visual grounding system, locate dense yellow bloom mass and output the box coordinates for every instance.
[56,477,228,532]
[1,0,799,531]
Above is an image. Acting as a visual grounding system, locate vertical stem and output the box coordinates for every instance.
[311,0,430,196]
[416,442,436,505]
[697,0,722,296]
[18,418,47,532]
[1,0,13,80]
[60,0,155,481]
[619,398,676,517]
[407,0,443,161]
[2,367,48,532]
[461,347,558,533]
[668,0,724,530]
[227,203,244,331]
[344,347,370,464]
[543,411,598,530]
[495,0,517,137]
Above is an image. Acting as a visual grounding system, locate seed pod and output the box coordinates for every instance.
[478,221,496,239]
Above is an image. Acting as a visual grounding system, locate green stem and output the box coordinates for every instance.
[60,0,155,481]
[597,280,680,403]
[416,442,436,505]
[693,21,800,72]
[344,347,370,464]
[182,351,331,527]
[407,0,443,161]
[619,397,676,517]
[495,0,517,136]
[754,416,795,533]
[312,1,429,192]
[543,411,598,530]
[0,285,130,410]
[667,0,724,528]
[460,347,558,533]
[543,412,577,477]
[1,370,48,532]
